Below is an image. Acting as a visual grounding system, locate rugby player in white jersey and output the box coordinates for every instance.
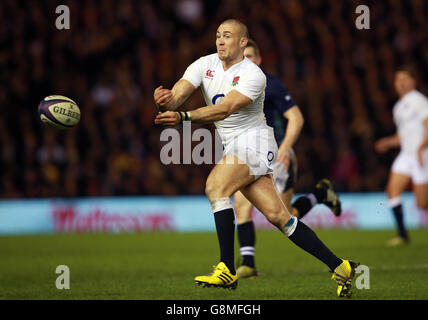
[154,19,358,297]
[375,67,428,246]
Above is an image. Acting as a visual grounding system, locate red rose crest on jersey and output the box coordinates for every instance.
[232,76,240,86]
[205,69,215,79]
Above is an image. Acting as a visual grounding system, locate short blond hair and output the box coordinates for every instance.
[220,19,249,39]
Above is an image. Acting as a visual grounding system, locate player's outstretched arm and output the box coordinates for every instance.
[189,90,252,124]
[374,133,400,153]
[154,79,196,111]
[154,90,251,126]
[277,105,304,165]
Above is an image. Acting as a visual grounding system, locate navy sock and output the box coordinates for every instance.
[392,204,408,239]
[292,196,314,219]
[214,208,236,274]
[237,221,256,268]
[288,220,343,271]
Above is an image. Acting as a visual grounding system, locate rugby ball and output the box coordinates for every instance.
[38,95,81,129]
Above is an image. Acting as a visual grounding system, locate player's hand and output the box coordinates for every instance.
[154,111,180,127]
[417,145,426,167]
[374,138,390,154]
[276,146,290,170]
[154,85,173,109]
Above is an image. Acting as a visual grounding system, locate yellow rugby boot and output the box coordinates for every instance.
[236,265,258,279]
[331,260,360,298]
[195,262,238,289]
[385,236,410,247]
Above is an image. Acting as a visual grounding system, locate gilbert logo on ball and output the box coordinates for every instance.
[38,95,81,129]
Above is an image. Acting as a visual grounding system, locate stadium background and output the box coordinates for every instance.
[1,0,428,198]
[1,0,428,300]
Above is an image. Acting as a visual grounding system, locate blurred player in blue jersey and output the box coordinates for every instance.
[234,39,342,278]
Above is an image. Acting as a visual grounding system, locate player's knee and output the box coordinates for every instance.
[205,175,227,201]
[386,183,399,198]
[205,178,215,200]
[385,183,393,197]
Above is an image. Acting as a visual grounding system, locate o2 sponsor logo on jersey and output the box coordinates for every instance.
[212,93,240,115]
[212,94,225,105]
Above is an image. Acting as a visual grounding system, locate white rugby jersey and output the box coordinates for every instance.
[181,53,267,145]
[393,90,428,153]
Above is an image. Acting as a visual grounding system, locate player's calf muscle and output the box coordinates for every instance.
[247,198,289,228]
[234,202,253,223]
[414,185,428,208]
[265,206,290,229]
[416,198,428,209]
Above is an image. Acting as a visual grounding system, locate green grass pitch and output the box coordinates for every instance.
[1,229,428,300]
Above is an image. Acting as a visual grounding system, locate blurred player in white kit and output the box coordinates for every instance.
[375,66,428,246]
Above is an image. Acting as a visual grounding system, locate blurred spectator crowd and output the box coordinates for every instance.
[0,0,427,198]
